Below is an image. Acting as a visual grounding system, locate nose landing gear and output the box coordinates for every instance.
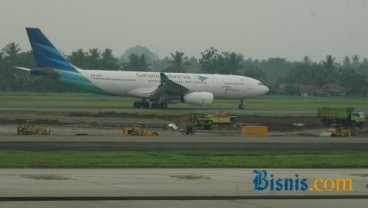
[238,99,245,110]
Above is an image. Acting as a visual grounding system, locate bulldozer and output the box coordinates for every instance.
[17,122,51,136]
[122,124,159,136]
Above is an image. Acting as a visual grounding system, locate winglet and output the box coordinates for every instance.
[26,28,78,72]
[160,72,170,85]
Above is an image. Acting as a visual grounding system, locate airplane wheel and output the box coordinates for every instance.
[142,102,150,108]
[160,103,168,109]
[133,101,142,108]
[151,103,159,109]
[238,103,244,110]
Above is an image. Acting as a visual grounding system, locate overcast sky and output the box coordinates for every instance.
[1,0,368,61]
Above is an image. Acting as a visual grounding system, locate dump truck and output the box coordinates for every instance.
[122,126,159,136]
[17,122,51,135]
[317,107,366,127]
[176,111,235,130]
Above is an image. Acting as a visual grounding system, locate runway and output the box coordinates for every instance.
[0,106,317,114]
[0,136,368,151]
[0,168,367,208]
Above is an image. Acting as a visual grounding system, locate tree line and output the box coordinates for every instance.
[0,42,367,95]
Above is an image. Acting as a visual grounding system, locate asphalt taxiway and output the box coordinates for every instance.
[0,136,367,151]
[0,168,367,208]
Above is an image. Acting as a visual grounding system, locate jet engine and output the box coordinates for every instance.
[183,92,214,106]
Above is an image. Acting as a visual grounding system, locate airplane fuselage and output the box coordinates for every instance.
[75,70,268,99]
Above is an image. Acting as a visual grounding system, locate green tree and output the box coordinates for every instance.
[120,45,158,66]
[284,84,300,95]
[199,47,219,73]
[343,56,351,67]
[68,49,88,68]
[320,55,337,84]
[0,52,4,68]
[199,48,245,74]
[1,43,22,90]
[243,66,267,83]
[164,51,188,72]
[284,63,311,85]
[222,52,244,74]
[187,56,200,73]
[101,49,118,70]
[302,56,312,65]
[259,58,293,85]
[352,54,360,66]
[123,53,149,71]
[338,67,368,95]
[2,42,21,64]
[88,48,101,69]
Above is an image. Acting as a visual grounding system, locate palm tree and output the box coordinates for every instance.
[2,42,21,64]
[101,48,118,70]
[352,54,360,67]
[1,43,22,88]
[165,51,188,72]
[123,53,149,71]
[68,49,87,68]
[323,55,335,69]
[343,56,351,67]
[302,56,312,65]
[88,48,101,69]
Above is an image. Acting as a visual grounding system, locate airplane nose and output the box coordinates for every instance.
[256,86,269,96]
[264,86,269,94]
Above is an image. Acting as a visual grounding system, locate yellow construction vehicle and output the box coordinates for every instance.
[328,127,351,137]
[17,122,51,136]
[176,111,235,130]
[122,126,159,136]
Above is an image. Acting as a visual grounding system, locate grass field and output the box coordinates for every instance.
[0,151,367,168]
[0,93,366,169]
[0,92,366,116]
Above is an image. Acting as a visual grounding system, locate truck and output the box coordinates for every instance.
[122,126,159,136]
[317,107,366,127]
[176,111,235,130]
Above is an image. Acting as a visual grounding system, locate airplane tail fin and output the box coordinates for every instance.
[26,28,79,73]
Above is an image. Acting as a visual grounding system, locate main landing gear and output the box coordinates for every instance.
[133,100,168,109]
[133,100,150,108]
[238,99,245,110]
[150,102,168,109]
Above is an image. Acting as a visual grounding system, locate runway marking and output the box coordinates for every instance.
[1,195,368,201]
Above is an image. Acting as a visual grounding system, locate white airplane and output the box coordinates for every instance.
[16,28,269,109]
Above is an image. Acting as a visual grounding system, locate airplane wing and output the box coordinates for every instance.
[128,72,190,99]
[155,72,190,95]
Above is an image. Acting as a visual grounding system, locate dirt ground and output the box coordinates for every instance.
[0,111,366,137]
